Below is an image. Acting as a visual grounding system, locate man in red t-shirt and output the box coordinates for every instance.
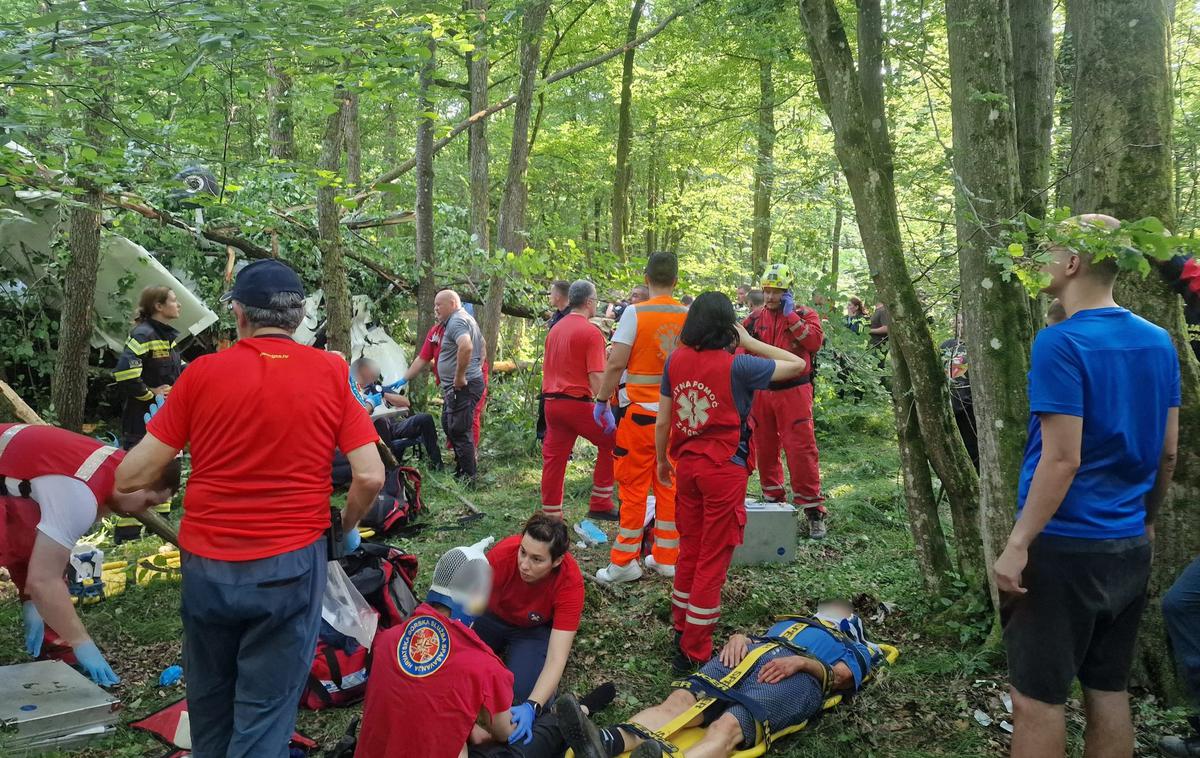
[474,515,584,718]
[541,280,617,520]
[116,260,385,758]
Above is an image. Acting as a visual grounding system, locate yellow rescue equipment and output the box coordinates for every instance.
[574,617,899,758]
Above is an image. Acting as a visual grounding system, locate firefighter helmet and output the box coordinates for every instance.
[759,263,794,290]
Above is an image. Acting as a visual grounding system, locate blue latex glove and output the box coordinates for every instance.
[344,528,362,554]
[74,641,120,687]
[22,601,43,658]
[593,401,616,435]
[508,702,536,745]
[159,664,183,687]
[781,291,795,316]
[383,377,408,393]
[364,392,383,410]
[143,393,166,425]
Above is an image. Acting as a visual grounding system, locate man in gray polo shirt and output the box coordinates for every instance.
[432,289,487,482]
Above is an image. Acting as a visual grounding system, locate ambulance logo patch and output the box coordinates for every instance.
[397,616,451,678]
[655,323,681,359]
[674,380,718,435]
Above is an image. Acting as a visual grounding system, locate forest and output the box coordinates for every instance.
[1,0,1199,756]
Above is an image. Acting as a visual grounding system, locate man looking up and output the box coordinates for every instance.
[995,215,1180,758]
[744,264,827,538]
[540,280,617,520]
[404,289,488,484]
[1,423,178,686]
[593,252,688,584]
[115,260,385,758]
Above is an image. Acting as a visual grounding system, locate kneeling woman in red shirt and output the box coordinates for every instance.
[475,515,584,723]
[657,291,807,671]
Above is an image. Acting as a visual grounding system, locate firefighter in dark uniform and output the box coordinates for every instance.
[112,286,182,540]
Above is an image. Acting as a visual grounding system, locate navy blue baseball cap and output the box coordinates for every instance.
[220,259,305,308]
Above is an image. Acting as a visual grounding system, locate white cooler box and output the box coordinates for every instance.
[732,501,797,565]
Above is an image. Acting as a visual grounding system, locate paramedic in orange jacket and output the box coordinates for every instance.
[744,264,828,539]
[592,252,688,584]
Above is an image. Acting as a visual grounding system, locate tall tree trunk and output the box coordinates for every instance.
[1066,0,1197,702]
[750,56,775,275]
[645,131,658,254]
[52,185,101,431]
[318,87,352,357]
[1009,0,1054,220]
[801,0,985,584]
[266,58,296,160]
[890,348,954,593]
[467,0,491,303]
[415,38,439,350]
[344,90,362,188]
[945,0,1036,610]
[53,67,109,431]
[610,0,646,261]
[487,0,550,365]
[829,201,843,287]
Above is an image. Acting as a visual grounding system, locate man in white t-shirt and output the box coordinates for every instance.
[0,423,178,686]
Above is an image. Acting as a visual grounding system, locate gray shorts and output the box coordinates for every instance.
[693,644,825,747]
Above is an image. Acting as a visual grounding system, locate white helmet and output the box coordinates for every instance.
[427,537,494,625]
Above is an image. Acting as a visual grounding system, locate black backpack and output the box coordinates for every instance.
[361,466,424,535]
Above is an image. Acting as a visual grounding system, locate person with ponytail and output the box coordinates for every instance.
[112,286,182,539]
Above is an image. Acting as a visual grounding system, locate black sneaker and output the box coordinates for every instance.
[578,682,617,715]
[671,650,702,676]
[588,507,620,522]
[631,741,665,758]
[556,695,607,758]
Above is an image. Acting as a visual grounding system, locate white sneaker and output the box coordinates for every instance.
[596,561,643,585]
[644,555,675,578]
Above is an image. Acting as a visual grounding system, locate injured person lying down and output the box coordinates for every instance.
[556,600,897,758]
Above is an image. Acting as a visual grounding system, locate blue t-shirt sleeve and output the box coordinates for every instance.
[1028,328,1084,417]
[731,354,775,391]
[660,354,673,396]
[1170,348,1182,407]
[730,354,775,419]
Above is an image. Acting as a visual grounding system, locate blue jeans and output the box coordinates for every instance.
[181,540,327,758]
[1164,556,1200,713]
[473,612,552,704]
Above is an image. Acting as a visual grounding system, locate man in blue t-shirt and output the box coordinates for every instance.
[996,214,1181,758]
[556,600,880,758]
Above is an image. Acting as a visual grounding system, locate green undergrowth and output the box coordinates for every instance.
[0,397,1187,757]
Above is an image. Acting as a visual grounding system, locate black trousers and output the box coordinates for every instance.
[380,413,443,467]
[467,713,566,758]
[952,401,979,471]
[442,377,485,479]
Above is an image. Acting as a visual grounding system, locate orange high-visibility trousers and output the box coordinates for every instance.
[610,409,679,566]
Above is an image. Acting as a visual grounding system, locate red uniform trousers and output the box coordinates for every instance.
[751,382,824,514]
[540,398,615,518]
[610,410,679,567]
[1,496,73,658]
[671,455,747,661]
[0,495,39,595]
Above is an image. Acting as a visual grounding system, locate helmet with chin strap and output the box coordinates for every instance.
[427,537,495,625]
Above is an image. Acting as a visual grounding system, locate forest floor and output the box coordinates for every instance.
[0,393,1190,757]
